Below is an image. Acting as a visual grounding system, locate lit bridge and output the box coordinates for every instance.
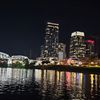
[11,55,29,61]
[11,55,29,65]
[0,52,10,60]
[0,52,10,65]
[0,52,30,65]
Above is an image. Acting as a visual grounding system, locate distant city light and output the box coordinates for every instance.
[71,31,85,37]
[86,40,95,44]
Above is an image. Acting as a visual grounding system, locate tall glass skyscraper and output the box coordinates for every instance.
[69,31,86,59]
[41,22,59,59]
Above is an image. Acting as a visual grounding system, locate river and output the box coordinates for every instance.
[0,68,100,100]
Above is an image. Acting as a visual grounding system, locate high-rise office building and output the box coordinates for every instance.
[69,31,86,59]
[58,43,66,60]
[41,22,59,59]
[85,40,95,58]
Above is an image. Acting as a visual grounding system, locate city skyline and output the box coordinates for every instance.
[0,1,100,59]
[0,28,97,60]
[0,1,100,100]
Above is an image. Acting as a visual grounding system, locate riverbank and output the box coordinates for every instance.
[32,65,100,74]
[0,65,100,74]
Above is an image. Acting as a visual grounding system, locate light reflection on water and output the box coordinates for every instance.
[0,68,100,100]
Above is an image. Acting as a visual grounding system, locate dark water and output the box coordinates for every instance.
[0,68,100,100]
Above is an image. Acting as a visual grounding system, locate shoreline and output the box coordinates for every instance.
[0,65,100,74]
[32,65,100,74]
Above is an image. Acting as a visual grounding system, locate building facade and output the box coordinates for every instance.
[85,40,95,59]
[69,31,86,59]
[41,22,59,59]
[58,43,66,60]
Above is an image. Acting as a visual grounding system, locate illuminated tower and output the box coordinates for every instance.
[42,22,59,59]
[58,43,66,60]
[69,31,86,59]
[86,40,95,58]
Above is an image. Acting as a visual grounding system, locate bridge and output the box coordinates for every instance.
[11,55,29,65]
[11,55,29,60]
[0,52,10,65]
[0,52,30,65]
[0,52,10,59]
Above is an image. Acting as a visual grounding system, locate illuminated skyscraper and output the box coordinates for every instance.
[58,43,66,60]
[69,31,86,59]
[86,40,95,58]
[42,22,59,59]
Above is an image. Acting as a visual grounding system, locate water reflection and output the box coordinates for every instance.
[0,68,100,100]
[35,70,69,99]
[0,68,33,94]
[34,69,100,100]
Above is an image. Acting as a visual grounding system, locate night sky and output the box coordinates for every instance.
[0,0,100,59]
